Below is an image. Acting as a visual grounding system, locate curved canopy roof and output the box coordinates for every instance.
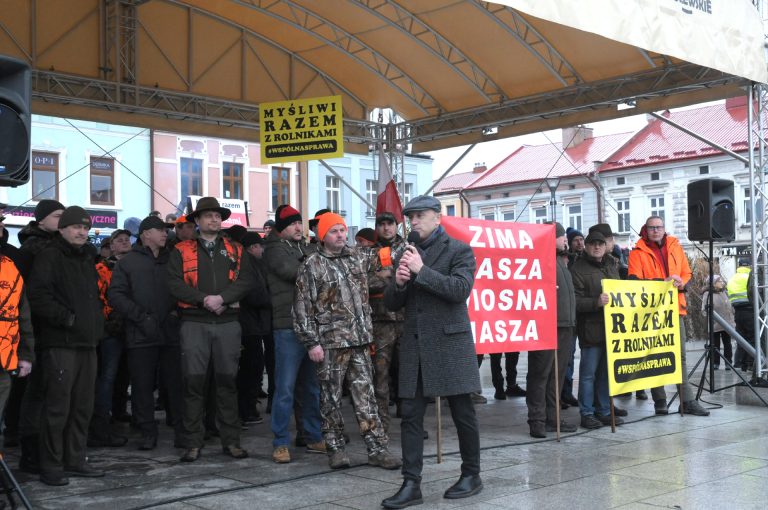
[1,0,764,153]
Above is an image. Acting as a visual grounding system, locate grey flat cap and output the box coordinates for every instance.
[402,195,441,215]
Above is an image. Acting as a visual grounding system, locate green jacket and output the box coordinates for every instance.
[263,230,316,330]
[167,235,254,323]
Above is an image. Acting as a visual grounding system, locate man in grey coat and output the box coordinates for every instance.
[382,195,482,509]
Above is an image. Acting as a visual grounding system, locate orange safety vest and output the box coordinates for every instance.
[0,256,23,371]
[175,238,242,308]
[95,261,113,318]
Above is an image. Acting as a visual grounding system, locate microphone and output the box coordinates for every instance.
[407,231,421,246]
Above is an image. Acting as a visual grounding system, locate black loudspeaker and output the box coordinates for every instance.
[687,178,735,242]
[0,56,31,187]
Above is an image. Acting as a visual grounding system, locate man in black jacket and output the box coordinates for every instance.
[526,222,577,438]
[167,197,254,462]
[29,206,105,486]
[15,199,65,474]
[109,216,183,450]
[237,232,271,425]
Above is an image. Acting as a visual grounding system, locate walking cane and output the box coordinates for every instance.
[436,398,443,463]
[554,349,561,441]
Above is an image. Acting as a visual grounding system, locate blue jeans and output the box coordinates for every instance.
[93,336,124,419]
[270,329,322,447]
[578,346,610,416]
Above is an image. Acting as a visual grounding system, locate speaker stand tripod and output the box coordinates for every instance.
[0,453,32,509]
[688,240,768,407]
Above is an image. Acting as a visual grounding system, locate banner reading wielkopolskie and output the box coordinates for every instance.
[603,279,682,395]
[441,217,557,355]
[259,95,344,163]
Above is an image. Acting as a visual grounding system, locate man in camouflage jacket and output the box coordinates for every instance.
[368,212,406,433]
[293,213,401,471]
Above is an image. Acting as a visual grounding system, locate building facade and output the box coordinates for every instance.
[2,115,151,243]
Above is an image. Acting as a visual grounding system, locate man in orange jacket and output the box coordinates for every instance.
[627,215,709,416]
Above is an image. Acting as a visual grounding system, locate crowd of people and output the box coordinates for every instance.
[0,195,740,507]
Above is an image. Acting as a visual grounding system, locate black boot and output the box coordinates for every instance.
[19,435,40,474]
[382,479,423,509]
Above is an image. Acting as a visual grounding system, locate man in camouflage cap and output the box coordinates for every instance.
[293,213,401,470]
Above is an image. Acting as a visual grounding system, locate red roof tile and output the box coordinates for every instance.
[433,170,483,193]
[600,102,753,171]
[466,132,631,189]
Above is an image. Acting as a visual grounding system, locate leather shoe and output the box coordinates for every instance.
[529,422,546,438]
[180,447,201,462]
[561,393,579,406]
[680,400,710,416]
[612,405,628,417]
[139,435,157,451]
[654,399,669,415]
[40,471,69,486]
[382,479,422,509]
[443,474,483,499]
[64,463,105,477]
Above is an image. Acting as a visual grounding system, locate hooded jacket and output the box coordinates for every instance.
[570,254,619,348]
[16,221,55,279]
[628,230,691,315]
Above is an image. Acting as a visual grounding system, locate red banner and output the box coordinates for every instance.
[441,216,557,354]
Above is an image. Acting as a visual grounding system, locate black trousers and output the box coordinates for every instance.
[734,306,755,366]
[127,345,182,438]
[400,371,479,482]
[712,330,732,366]
[39,348,97,474]
[526,327,573,424]
[490,352,519,391]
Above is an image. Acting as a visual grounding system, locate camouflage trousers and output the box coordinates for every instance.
[317,346,388,454]
[372,321,403,433]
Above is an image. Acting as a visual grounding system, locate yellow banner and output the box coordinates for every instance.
[259,95,344,163]
[603,279,682,395]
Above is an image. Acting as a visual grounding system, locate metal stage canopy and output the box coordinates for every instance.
[0,0,765,151]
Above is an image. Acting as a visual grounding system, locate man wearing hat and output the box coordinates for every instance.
[354,228,377,248]
[294,212,401,470]
[526,222,577,438]
[368,211,406,433]
[382,195,483,508]
[235,232,271,425]
[262,219,275,236]
[87,227,133,449]
[15,199,65,474]
[109,216,183,450]
[628,216,709,416]
[308,208,331,243]
[566,228,584,266]
[169,215,196,249]
[28,206,106,485]
[570,230,623,430]
[167,197,255,462]
[263,204,324,464]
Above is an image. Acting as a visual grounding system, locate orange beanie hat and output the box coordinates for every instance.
[317,213,347,241]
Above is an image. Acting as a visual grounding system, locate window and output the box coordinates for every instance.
[403,183,414,204]
[743,187,764,224]
[326,176,341,213]
[90,156,114,205]
[650,195,665,223]
[532,206,547,224]
[446,204,456,216]
[480,207,495,221]
[271,166,290,210]
[565,204,582,231]
[650,172,660,181]
[180,157,202,198]
[484,194,492,200]
[501,208,515,221]
[31,151,58,200]
[502,192,509,198]
[222,161,243,199]
[616,199,630,233]
[699,165,709,175]
[617,176,625,185]
[366,179,377,216]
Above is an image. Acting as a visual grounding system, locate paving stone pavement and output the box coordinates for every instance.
[5,341,768,509]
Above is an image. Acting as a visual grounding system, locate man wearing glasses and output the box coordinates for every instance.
[627,216,710,416]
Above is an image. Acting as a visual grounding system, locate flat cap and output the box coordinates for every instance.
[589,223,614,238]
[585,231,606,244]
[402,195,441,215]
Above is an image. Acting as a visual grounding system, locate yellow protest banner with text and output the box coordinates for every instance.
[259,95,344,163]
[603,279,682,396]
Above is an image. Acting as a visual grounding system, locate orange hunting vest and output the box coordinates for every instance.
[95,261,113,318]
[0,257,23,371]
[175,238,242,308]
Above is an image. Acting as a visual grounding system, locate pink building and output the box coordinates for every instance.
[152,132,299,228]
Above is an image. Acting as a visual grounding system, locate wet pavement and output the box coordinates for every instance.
[5,340,768,509]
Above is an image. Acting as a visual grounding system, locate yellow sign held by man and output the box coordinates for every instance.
[603,280,682,395]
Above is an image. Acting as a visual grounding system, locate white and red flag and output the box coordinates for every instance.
[376,150,403,223]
